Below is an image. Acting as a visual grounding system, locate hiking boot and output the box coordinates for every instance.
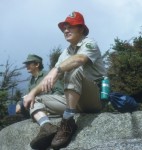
[51,117,77,149]
[30,122,57,149]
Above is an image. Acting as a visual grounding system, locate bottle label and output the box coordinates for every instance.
[101,92,108,95]
[102,83,109,87]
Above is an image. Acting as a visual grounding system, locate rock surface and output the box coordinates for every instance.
[0,111,142,150]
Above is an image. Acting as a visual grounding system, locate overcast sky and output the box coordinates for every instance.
[0,0,142,73]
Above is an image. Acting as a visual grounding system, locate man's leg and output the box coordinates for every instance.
[30,111,57,149]
[51,90,79,149]
[41,94,67,115]
[51,67,102,149]
[30,95,66,149]
[51,68,83,149]
[78,76,102,113]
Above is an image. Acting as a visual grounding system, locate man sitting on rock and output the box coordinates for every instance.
[24,11,106,149]
[16,54,65,118]
[16,54,47,118]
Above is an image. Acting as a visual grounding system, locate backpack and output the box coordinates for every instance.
[108,92,139,113]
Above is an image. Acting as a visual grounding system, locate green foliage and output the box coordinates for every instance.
[0,59,26,119]
[12,90,22,103]
[49,47,62,69]
[0,90,8,118]
[0,90,8,99]
[106,36,142,95]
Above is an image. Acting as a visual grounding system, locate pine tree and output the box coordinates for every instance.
[106,35,142,96]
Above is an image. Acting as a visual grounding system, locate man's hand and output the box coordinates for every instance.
[16,104,21,113]
[23,93,35,109]
[41,67,59,92]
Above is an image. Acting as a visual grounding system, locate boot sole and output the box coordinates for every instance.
[30,133,56,149]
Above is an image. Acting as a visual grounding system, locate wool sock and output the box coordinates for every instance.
[37,116,50,126]
[63,108,76,120]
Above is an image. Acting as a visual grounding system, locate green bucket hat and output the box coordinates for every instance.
[23,54,42,64]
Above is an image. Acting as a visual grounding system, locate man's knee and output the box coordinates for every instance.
[30,102,46,116]
[64,67,83,94]
[64,67,83,82]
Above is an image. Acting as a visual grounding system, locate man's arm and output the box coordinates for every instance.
[42,54,89,92]
[23,81,45,109]
[57,54,89,72]
[24,54,89,109]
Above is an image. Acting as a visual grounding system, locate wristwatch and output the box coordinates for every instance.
[56,66,63,74]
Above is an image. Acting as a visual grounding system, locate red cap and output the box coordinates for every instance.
[58,11,89,36]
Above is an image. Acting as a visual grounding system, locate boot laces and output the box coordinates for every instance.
[57,120,73,137]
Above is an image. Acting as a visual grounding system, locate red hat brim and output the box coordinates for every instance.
[58,21,89,36]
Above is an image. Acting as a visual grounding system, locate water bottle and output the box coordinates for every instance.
[101,76,110,100]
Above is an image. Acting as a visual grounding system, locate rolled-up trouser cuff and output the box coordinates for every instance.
[29,95,66,117]
[30,96,46,116]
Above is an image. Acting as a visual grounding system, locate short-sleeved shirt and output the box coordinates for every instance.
[55,37,106,81]
[27,70,64,95]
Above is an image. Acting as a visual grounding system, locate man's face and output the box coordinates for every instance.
[62,24,83,45]
[25,61,39,74]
